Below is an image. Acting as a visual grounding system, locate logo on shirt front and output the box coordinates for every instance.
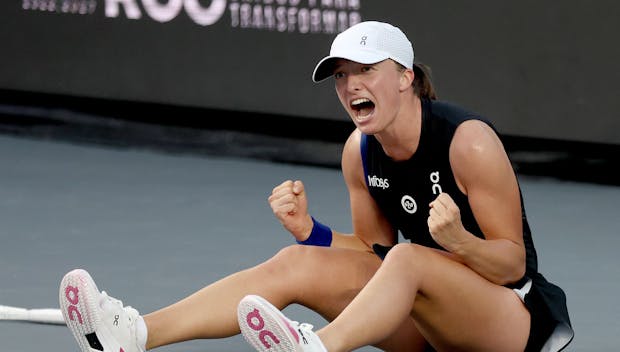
[401,195,417,214]
[367,175,389,190]
[430,171,442,195]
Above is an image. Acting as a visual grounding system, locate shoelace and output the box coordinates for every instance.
[290,320,315,332]
[100,291,140,325]
[291,321,315,345]
[298,323,315,331]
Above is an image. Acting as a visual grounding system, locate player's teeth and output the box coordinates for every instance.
[352,98,370,106]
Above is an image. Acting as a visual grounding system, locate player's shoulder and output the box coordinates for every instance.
[450,119,506,174]
[343,128,363,154]
[341,129,364,174]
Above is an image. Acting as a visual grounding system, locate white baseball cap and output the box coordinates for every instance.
[312,21,414,83]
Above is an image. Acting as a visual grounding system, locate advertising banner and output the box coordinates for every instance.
[1,1,619,144]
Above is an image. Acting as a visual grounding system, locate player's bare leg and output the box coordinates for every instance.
[144,244,425,350]
[317,243,529,352]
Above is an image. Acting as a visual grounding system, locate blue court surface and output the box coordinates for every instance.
[1,134,618,351]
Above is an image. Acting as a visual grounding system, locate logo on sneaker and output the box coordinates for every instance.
[246,308,280,349]
[64,285,83,324]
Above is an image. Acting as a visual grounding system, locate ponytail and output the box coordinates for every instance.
[411,63,437,100]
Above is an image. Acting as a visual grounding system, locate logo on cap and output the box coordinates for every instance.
[360,35,367,45]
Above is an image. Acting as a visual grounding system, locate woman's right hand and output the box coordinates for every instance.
[268,180,314,241]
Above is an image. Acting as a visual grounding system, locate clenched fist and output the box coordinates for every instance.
[427,192,468,252]
[268,180,314,241]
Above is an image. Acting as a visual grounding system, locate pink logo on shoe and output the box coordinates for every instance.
[64,285,83,324]
[246,308,280,349]
[280,317,300,344]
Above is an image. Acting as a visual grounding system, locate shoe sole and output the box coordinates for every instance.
[59,269,105,352]
[237,295,303,352]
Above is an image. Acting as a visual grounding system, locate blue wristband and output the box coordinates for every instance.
[297,217,332,247]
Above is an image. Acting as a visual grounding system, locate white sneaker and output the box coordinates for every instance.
[237,294,328,352]
[59,269,145,352]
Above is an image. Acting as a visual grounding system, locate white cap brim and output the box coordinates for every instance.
[312,50,390,83]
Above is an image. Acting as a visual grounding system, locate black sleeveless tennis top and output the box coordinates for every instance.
[360,98,573,350]
[360,98,540,276]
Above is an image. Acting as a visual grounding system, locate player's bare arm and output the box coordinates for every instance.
[445,119,526,285]
[340,129,397,251]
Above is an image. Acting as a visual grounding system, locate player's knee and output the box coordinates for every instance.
[265,245,325,276]
[274,244,320,261]
[383,243,429,269]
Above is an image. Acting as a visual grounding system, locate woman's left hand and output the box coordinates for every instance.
[427,193,470,252]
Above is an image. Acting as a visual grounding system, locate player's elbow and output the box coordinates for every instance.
[494,253,527,286]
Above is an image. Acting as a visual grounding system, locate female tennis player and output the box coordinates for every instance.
[60,21,573,352]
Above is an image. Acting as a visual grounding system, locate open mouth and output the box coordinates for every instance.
[350,98,375,120]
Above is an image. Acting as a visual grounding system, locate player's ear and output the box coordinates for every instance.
[400,68,414,91]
